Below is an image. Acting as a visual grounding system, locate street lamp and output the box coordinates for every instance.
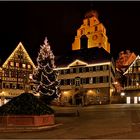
[120,92,125,97]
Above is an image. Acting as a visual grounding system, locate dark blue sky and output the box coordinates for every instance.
[0,1,140,64]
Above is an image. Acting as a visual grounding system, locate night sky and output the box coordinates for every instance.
[0,1,140,65]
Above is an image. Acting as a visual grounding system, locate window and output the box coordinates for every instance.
[96,89,100,94]
[73,68,76,73]
[12,84,16,89]
[11,71,16,77]
[103,76,108,83]
[93,67,96,71]
[27,64,31,69]
[93,77,96,83]
[76,68,79,73]
[81,28,85,35]
[64,69,67,74]
[6,84,9,89]
[80,35,88,49]
[82,67,86,72]
[18,55,23,59]
[100,77,103,83]
[89,77,93,84]
[10,83,12,88]
[61,70,64,74]
[67,69,70,74]
[96,77,100,83]
[103,65,108,71]
[22,64,26,68]
[29,74,33,80]
[81,29,83,35]
[95,26,98,31]
[67,79,70,85]
[89,67,93,72]
[10,62,14,67]
[70,69,73,73]
[82,78,86,84]
[96,66,100,71]
[86,78,89,84]
[64,79,67,85]
[75,77,81,86]
[79,67,82,73]
[3,83,5,88]
[60,80,64,85]
[86,67,89,72]
[4,71,9,77]
[75,79,80,86]
[70,79,74,85]
[16,63,19,67]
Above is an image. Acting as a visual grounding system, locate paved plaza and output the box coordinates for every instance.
[1,104,140,139]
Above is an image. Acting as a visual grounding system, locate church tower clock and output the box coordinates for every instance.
[72,10,110,53]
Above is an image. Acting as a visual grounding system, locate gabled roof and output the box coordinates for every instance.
[68,59,88,67]
[2,42,36,69]
[123,55,140,75]
[55,47,112,68]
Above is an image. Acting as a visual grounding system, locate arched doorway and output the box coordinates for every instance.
[74,93,82,105]
[80,35,88,49]
[74,92,86,106]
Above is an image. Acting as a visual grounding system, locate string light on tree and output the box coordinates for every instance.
[33,37,60,104]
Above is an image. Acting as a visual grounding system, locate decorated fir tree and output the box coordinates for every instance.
[33,37,60,105]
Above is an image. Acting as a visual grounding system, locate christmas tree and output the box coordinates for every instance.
[33,37,60,104]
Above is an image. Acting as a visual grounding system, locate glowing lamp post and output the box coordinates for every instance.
[120,92,125,97]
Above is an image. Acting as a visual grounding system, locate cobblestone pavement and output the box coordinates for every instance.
[1,104,140,139]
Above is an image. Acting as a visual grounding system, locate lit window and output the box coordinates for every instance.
[89,77,93,84]
[28,64,31,69]
[16,63,19,67]
[22,64,26,68]
[75,77,81,86]
[29,74,32,79]
[10,62,14,66]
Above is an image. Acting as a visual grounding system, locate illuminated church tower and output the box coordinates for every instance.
[72,10,110,53]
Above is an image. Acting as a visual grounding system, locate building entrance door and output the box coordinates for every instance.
[74,93,82,105]
[74,92,87,106]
